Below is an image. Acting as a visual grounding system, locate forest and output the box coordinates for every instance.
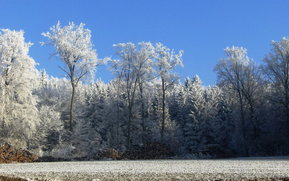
[1,22,289,159]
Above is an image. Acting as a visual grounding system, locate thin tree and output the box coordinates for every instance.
[42,22,98,131]
[154,43,183,142]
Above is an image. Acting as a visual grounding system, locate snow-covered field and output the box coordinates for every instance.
[1,158,289,180]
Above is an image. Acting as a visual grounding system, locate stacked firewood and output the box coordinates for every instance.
[0,143,38,163]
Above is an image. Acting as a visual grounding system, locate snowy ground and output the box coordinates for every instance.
[1,158,289,180]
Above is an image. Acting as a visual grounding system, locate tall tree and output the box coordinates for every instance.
[111,42,154,149]
[42,22,98,131]
[0,29,39,147]
[263,37,289,131]
[154,43,183,142]
[215,46,260,156]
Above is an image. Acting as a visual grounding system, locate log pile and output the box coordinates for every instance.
[0,143,38,163]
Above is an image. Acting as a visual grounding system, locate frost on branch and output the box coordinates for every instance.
[42,22,98,82]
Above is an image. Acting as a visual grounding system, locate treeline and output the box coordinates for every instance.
[0,22,289,159]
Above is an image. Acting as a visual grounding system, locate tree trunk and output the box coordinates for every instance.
[284,60,289,132]
[139,82,146,144]
[161,78,166,142]
[285,90,289,132]
[127,104,132,149]
[116,95,120,148]
[238,90,249,156]
[69,82,76,132]
[248,100,258,139]
[1,87,5,130]
[1,70,10,131]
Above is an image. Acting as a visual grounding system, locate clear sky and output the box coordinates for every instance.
[1,0,289,85]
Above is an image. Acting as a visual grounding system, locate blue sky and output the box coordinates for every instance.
[1,0,289,85]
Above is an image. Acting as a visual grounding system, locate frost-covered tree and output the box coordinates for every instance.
[215,46,261,156]
[154,43,183,142]
[169,84,186,129]
[35,75,68,152]
[263,38,289,131]
[35,106,62,152]
[42,22,99,131]
[75,82,109,157]
[0,29,39,148]
[135,42,155,144]
[166,83,186,153]
[202,86,221,145]
[215,47,248,155]
[182,75,205,152]
[215,92,235,148]
[106,80,127,149]
[110,42,154,149]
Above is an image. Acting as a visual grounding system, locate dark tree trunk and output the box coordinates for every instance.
[238,90,249,157]
[139,82,146,144]
[248,100,258,139]
[127,104,132,149]
[161,78,166,142]
[69,82,76,132]
[69,65,76,132]
[116,94,120,148]
[285,90,289,132]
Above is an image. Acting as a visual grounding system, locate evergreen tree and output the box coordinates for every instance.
[182,75,205,153]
